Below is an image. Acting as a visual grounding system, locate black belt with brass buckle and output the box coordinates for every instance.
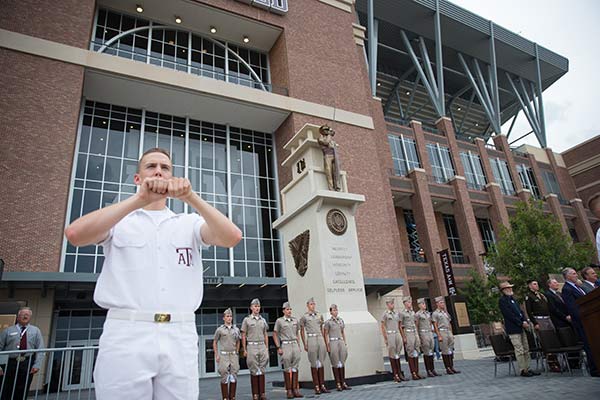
[154,313,172,323]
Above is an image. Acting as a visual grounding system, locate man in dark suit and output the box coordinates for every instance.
[561,268,598,376]
[545,278,572,329]
[580,266,599,294]
[498,281,539,377]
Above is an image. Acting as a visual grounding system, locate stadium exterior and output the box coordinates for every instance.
[1,0,597,385]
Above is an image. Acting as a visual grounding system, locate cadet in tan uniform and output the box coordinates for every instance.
[213,308,241,400]
[299,297,329,394]
[379,297,407,382]
[432,296,460,375]
[399,297,424,380]
[241,299,270,400]
[415,298,439,377]
[273,302,303,399]
[324,304,351,391]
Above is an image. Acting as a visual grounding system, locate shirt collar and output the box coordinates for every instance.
[252,314,261,320]
[585,280,595,286]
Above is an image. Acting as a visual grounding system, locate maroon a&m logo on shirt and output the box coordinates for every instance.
[176,248,193,267]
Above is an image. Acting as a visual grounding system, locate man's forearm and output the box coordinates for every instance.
[65,194,145,246]
[184,192,241,247]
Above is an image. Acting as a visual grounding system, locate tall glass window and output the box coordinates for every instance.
[542,170,564,202]
[65,101,282,277]
[460,151,487,190]
[442,214,465,264]
[92,8,270,90]
[490,158,515,196]
[388,134,420,176]
[403,210,426,262]
[516,164,541,199]
[427,144,455,184]
[476,218,495,253]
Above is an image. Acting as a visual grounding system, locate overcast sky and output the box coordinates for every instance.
[450,0,600,152]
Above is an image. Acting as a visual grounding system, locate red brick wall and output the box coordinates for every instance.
[562,136,600,166]
[0,49,84,272]
[0,0,96,48]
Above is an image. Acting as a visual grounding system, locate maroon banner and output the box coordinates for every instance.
[438,249,457,296]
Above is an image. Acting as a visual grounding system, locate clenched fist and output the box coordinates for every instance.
[167,177,193,200]
[137,177,194,206]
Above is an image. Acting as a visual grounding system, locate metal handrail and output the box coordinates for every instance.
[0,346,99,399]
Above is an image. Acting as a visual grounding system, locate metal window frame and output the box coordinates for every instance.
[62,102,281,278]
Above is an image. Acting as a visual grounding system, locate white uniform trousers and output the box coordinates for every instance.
[94,318,199,400]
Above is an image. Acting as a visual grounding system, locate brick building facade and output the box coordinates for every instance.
[0,0,597,384]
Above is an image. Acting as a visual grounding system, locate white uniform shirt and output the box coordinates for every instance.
[94,208,208,313]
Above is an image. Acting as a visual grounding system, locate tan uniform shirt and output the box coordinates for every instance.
[214,324,240,352]
[431,309,452,330]
[241,315,268,342]
[324,317,345,339]
[399,310,417,330]
[274,317,299,341]
[380,310,400,332]
[299,312,324,334]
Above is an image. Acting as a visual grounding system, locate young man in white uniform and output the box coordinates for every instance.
[65,147,242,400]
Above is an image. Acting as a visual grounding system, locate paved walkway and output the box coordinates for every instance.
[198,357,600,399]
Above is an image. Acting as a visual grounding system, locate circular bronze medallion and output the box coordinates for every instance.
[326,209,348,236]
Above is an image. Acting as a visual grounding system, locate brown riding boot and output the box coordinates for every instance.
[408,357,420,380]
[311,368,321,395]
[333,368,343,391]
[450,354,461,374]
[442,355,454,374]
[259,374,267,400]
[221,382,229,400]
[398,359,409,381]
[318,367,330,393]
[292,371,304,398]
[415,357,425,379]
[340,367,351,390]
[424,355,435,377]
[431,355,441,376]
[284,371,294,399]
[229,381,237,400]
[391,358,400,382]
[251,375,260,400]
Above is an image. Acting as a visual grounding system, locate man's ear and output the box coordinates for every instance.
[134,173,141,185]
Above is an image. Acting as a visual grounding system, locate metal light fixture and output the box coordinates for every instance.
[457,106,462,111]
[175,16,182,24]
[243,36,250,43]
[377,82,381,87]
[136,4,143,13]
[210,26,217,34]
[406,91,410,95]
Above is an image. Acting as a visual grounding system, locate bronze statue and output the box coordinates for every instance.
[318,125,340,191]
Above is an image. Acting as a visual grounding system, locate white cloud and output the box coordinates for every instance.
[450,0,600,152]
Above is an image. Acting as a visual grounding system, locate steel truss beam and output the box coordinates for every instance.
[457,53,501,135]
[505,72,546,148]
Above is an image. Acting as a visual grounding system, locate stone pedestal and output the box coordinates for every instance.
[273,124,383,381]
[453,333,480,360]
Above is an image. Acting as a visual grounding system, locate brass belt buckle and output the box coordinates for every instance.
[154,313,171,323]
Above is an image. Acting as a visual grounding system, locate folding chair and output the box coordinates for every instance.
[489,334,517,377]
[538,329,584,376]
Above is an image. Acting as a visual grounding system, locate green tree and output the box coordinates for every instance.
[460,269,502,324]
[486,199,594,298]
